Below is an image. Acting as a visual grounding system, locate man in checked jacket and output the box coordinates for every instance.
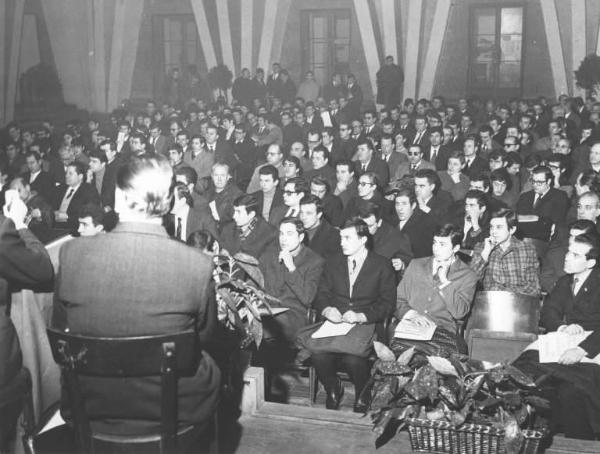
[470,208,540,296]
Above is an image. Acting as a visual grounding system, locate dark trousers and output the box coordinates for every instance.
[311,352,370,400]
[555,380,596,440]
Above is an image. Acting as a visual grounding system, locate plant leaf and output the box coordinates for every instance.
[248,318,263,347]
[374,341,396,361]
[396,346,415,366]
[504,365,536,388]
[233,252,265,288]
[406,365,439,401]
[428,356,459,377]
[502,409,524,454]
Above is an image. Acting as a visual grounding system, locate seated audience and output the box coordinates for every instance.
[393,144,435,180]
[246,144,285,194]
[516,165,570,241]
[393,186,438,258]
[166,182,218,241]
[311,219,396,412]
[438,150,470,202]
[354,139,390,188]
[270,177,309,225]
[516,233,600,440]
[358,201,412,278]
[304,147,336,190]
[460,189,490,253]
[52,154,220,435]
[470,208,540,296]
[333,159,358,209]
[414,168,453,225]
[9,176,54,241]
[53,161,100,231]
[299,194,341,259]
[205,163,243,226]
[23,149,55,204]
[490,167,518,209]
[77,202,106,237]
[309,176,344,227]
[219,194,277,258]
[344,172,394,223]
[395,224,478,354]
[252,164,284,223]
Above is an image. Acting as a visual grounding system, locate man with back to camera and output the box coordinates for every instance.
[52,154,220,437]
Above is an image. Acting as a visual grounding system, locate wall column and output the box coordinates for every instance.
[403,0,422,100]
[539,0,569,96]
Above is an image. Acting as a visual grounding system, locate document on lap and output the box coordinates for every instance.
[536,331,600,364]
[311,320,355,339]
[394,318,436,341]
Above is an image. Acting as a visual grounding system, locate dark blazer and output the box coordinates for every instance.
[376,151,407,180]
[343,192,395,225]
[259,244,325,341]
[219,217,277,259]
[331,138,357,164]
[355,157,390,188]
[426,190,454,225]
[25,171,56,204]
[165,203,219,241]
[95,160,119,210]
[307,220,341,259]
[232,138,258,191]
[52,222,220,435]
[336,180,358,210]
[205,182,243,226]
[400,208,438,258]
[252,188,285,223]
[321,193,344,227]
[462,156,489,180]
[373,221,413,264]
[516,188,570,241]
[314,251,396,324]
[304,165,337,191]
[54,183,101,231]
[540,268,600,357]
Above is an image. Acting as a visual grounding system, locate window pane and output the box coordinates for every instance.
[475,9,496,35]
[165,19,182,42]
[312,16,326,39]
[335,18,350,39]
[501,7,523,35]
[312,42,328,65]
[500,34,521,62]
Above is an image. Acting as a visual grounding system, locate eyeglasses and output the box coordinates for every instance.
[531,179,547,185]
[504,143,516,147]
[358,181,375,187]
[407,152,421,156]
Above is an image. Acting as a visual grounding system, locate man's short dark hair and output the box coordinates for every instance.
[24,150,42,161]
[356,138,373,151]
[392,186,417,205]
[299,194,323,213]
[233,194,259,216]
[569,219,598,235]
[99,139,117,152]
[175,166,198,186]
[573,233,600,262]
[490,168,513,191]
[312,146,329,161]
[174,182,194,207]
[78,202,104,227]
[414,168,441,194]
[335,159,354,173]
[187,229,218,250]
[341,218,372,249]
[280,216,305,235]
[258,164,279,182]
[310,175,330,193]
[284,177,309,195]
[470,173,490,191]
[434,223,462,247]
[89,149,108,164]
[532,165,554,187]
[490,208,518,230]
[68,161,88,179]
[464,189,488,209]
[357,201,382,221]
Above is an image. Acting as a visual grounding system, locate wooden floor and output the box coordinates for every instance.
[229,367,600,454]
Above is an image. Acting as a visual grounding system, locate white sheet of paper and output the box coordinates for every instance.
[209,200,220,221]
[538,331,592,363]
[394,318,436,341]
[311,320,355,339]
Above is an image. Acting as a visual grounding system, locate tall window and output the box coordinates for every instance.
[302,10,351,86]
[469,6,524,98]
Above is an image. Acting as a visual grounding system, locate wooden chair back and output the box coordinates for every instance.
[46,328,198,454]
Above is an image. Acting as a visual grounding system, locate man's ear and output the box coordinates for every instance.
[587,258,597,270]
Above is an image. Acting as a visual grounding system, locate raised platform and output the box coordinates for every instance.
[238,367,600,454]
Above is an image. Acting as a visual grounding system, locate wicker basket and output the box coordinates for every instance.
[406,418,545,454]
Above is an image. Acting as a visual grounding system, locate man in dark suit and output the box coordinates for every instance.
[310,219,396,412]
[98,140,121,212]
[462,135,489,180]
[53,161,100,231]
[251,164,285,223]
[358,201,413,280]
[148,122,168,156]
[393,186,439,258]
[299,195,341,259]
[333,122,358,164]
[516,165,570,241]
[205,124,237,173]
[377,134,407,180]
[414,169,454,225]
[52,155,220,436]
[24,150,55,204]
[1,198,53,388]
[259,218,325,342]
[304,148,337,191]
[309,176,344,227]
[516,233,600,439]
[166,182,219,241]
[354,139,390,188]
[231,125,258,192]
[219,194,278,259]
[334,160,359,210]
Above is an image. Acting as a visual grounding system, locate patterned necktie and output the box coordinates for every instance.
[176,217,182,240]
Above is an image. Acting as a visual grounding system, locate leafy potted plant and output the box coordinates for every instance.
[366,342,549,453]
[213,251,280,350]
[575,54,600,99]
[208,64,233,103]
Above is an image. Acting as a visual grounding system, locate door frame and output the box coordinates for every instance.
[467,3,526,100]
[300,8,352,86]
